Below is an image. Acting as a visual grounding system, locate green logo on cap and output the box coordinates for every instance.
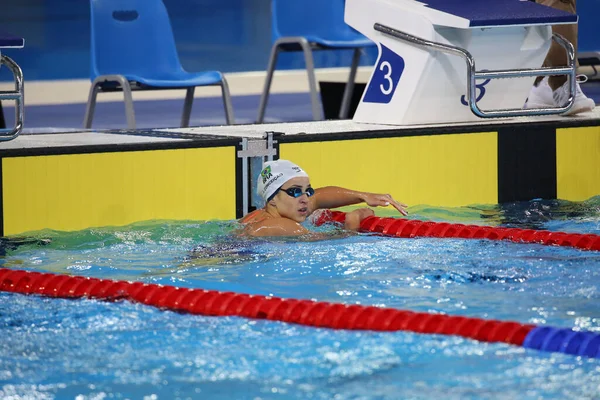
[261,166,272,183]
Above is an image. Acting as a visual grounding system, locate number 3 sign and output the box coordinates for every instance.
[363,44,405,104]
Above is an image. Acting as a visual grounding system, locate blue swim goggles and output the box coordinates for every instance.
[279,186,315,198]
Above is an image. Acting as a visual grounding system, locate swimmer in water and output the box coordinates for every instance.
[240,160,407,237]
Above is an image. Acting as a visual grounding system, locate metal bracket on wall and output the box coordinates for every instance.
[237,132,279,216]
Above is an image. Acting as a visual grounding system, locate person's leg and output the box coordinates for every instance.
[528,0,594,114]
[537,0,577,90]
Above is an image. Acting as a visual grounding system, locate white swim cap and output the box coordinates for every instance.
[257,160,309,201]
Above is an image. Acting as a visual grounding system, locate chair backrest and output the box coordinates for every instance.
[271,0,361,43]
[90,0,183,80]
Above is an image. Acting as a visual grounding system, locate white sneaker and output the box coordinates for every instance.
[524,75,596,115]
[552,77,596,115]
[524,77,553,109]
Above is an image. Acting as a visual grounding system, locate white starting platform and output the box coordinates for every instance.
[346,0,578,125]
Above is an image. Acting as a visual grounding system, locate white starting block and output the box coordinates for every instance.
[345,0,578,125]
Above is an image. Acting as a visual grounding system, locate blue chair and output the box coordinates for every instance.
[256,0,375,122]
[84,0,234,129]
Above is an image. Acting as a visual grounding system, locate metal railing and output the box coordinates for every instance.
[374,23,576,118]
[0,54,24,140]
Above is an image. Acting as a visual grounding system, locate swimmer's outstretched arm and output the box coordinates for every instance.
[310,186,408,216]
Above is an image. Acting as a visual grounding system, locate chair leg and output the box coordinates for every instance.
[85,75,136,129]
[181,87,195,128]
[220,77,235,125]
[83,81,100,129]
[118,78,136,129]
[339,48,362,119]
[256,44,281,123]
[298,40,324,121]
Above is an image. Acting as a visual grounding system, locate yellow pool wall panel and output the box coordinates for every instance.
[280,132,498,207]
[556,126,600,202]
[2,147,236,235]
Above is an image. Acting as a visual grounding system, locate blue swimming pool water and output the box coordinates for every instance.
[1,198,600,399]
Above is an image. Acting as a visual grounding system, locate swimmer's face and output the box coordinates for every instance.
[272,177,313,222]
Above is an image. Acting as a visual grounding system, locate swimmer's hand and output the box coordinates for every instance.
[310,187,408,216]
[362,193,408,216]
[344,208,375,231]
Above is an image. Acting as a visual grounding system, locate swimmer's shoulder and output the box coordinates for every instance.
[239,209,269,224]
[241,214,309,237]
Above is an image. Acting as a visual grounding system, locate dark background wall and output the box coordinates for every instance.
[0,0,377,82]
[0,0,597,82]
